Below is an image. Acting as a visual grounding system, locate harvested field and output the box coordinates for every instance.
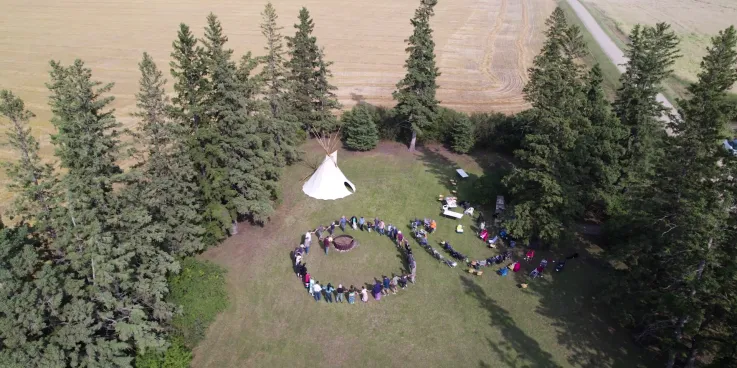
[0,0,555,155]
[579,0,737,94]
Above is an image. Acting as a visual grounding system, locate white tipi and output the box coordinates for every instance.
[302,131,356,200]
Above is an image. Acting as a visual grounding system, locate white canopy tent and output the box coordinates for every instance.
[302,129,356,200]
[302,151,356,200]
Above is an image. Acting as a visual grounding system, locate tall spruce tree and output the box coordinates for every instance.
[170,23,209,132]
[606,26,737,368]
[571,65,627,212]
[0,93,65,367]
[286,7,341,133]
[170,21,231,242]
[0,222,67,367]
[313,48,341,132]
[260,2,290,119]
[613,23,679,197]
[46,59,177,365]
[0,90,56,229]
[502,7,587,244]
[393,0,440,151]
[202,13,278,228]
[257,5,301,165]
[130,52,205,255]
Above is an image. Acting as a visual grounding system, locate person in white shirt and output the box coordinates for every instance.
[312,281,322,302]
[304,232,312,254]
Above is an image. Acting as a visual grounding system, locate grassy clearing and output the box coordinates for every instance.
[192,140,651,368]
[558,1,621,99]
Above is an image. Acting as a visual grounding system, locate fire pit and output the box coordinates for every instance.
[333,235,359,252]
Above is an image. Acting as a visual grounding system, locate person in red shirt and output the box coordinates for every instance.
[323,236,331,255]
[525,249,535,262]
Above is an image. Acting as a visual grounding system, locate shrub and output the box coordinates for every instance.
[372,105,403,141]
[135,338,192,368]
[167,258,228,348]
[424,107,466,143]
[451,114,475,153]
[470,110,531,154]
[342,103,379,151]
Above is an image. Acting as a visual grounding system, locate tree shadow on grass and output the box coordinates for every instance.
[460,275,562,368]
[509,238,653,368]
[417,146,513,219]
[417,145,465,193]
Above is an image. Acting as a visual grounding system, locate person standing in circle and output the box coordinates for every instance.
[304,232,312,254]
[312,281,322,302]
[360,286,368,303]
[336,284,345,303]
[372,280,383,301]
[325,283,335,303]
[348,285,356,304]
[323,236,331,255]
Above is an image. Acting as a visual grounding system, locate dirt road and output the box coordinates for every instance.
[564,0,676,114]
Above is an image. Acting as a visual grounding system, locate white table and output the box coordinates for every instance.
[456,169,469,178]
[443,209,463,219]
[442,205,464,219]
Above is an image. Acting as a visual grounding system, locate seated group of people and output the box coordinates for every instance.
[441,241,468,262]
[530,259,549,278]
[410,218,437,234]
[467,250,513,269]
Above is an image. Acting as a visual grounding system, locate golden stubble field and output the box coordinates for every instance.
[580,0,737,93]
[0,0,555,150]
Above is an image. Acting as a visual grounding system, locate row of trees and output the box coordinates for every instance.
[2,0,733,365]
[0,2,356,366]
[0,0,453,364]
[493,7,737,367]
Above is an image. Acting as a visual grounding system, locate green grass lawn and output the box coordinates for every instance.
[193,140,651,368]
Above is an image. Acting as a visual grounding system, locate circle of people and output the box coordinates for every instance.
[292,216,418,303]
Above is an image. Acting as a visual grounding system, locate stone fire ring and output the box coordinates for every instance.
[333,235,359,252]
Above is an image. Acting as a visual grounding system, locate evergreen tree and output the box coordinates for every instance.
[0,90,57,230]
[613,23,679,196]
[393,0,440,151]
[606,26,737,368]
[0,222,67,367]
[169,22,233,242]
[170,23,209,132]
[571,65,627,212]
[259,2,290,120]
[286,8,341,133]
[502,7,587,244]
[450,113,475,154]
[342,103,379,151]
[202,13,278,227]
[256,5,302,165]
[46,59,177,365]
[130,52,205,255]
[312,48,341,132]
[170,20,229,241]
